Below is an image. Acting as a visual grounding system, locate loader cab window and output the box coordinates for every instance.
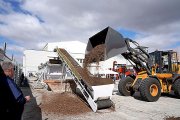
[161,54,168,73]
[162,51,177,73]
[149,51,162,73]
[150,51,174,73]
[171,52,179,72]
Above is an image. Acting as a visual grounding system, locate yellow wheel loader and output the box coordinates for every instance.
[86,26,180,102]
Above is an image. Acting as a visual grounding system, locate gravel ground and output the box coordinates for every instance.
[21,79,180,120]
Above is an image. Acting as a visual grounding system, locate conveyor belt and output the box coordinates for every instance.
[57,49,113,86]
[56,48,113,112]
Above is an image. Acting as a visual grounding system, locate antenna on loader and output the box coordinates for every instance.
[4,42,7,54]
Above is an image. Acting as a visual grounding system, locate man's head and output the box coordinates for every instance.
[1,62,14,78]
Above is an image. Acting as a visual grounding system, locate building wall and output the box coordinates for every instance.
[23,43,86,77]
[23,41,129,77]
[42,41,87,66]
[23,50,57,76]
[42,41,87,53]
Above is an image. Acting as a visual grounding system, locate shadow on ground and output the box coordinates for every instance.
[116,90,180,102]
[20,77,42,120]
[161,92,179,99]
[115,91,143,101]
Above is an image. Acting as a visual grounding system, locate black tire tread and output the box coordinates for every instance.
[118,76,134,96]
[174,79,180,98]
[139,78,161,102]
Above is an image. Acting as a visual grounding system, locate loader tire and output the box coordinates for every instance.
[118,76,134,96]
[139,78,161,102]
[174,79,180,98]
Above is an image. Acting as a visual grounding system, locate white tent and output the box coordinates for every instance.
[98,69,119,75]
[95,69,119,79]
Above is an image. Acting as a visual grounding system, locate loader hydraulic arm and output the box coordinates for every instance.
[122,38,152,75]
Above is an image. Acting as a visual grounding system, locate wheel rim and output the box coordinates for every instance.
[149,84,158,97]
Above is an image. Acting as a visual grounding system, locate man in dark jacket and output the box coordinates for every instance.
[0,61,30,120]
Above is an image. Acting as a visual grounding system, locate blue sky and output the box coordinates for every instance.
[0,35,22,61]
[117,28,139,39]
[0,0,180,63]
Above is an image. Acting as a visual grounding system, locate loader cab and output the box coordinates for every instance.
[149,50,179,73]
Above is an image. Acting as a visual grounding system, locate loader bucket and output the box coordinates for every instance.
[86,27,127,60]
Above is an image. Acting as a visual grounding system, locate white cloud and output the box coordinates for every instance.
[0,13,46,39]
[7,44,24,52]
[135,33,180,52]
[0,0,180,63]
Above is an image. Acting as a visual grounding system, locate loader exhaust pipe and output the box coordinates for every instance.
[4,42,6,54]
[86,27,127,60]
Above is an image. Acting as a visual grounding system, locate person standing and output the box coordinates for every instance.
[20,72,25,86]
[0,61,30,120]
